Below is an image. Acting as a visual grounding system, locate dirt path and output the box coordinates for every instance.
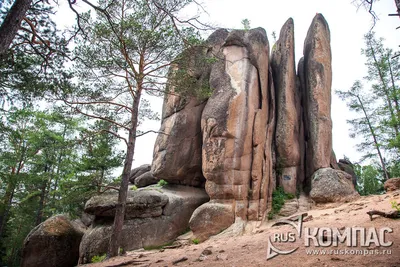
[83,191,400,267]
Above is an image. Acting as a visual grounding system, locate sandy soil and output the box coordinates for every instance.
[83,191,400,267]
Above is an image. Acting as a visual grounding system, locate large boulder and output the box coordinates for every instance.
[189,202,234,241]
[84,189,169,219]
[151,29,229,187]
[271,18,301,195]
[384,178,400,192]
[301,14,333,180]
[134,171,159,188]
[129,164,151,184]
[338,159,357,187]
[79,185,209,263]
[310,168,359,203]
[21,215,85,267]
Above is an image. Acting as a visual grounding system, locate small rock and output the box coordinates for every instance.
[303,215,313,222]
[172,257,188,265]
[219,250,225,253]
[198,255,207,261]
[216,254,228,261]
[201,249,212,256]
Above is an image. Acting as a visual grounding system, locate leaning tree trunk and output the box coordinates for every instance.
[356,94,390,181]
[0,0,32,56]
[107,91,141,257]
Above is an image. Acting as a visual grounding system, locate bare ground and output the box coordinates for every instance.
[83,191,400,267]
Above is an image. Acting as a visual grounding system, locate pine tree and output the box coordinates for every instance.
[60,0,206,257]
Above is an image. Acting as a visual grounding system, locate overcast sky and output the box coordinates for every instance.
[55,0,399,168]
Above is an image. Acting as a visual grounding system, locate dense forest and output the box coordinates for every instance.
[0,0,399,266]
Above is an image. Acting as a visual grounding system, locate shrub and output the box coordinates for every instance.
[268,187,295,220]
[391,201,400,212]
[91,254,106,263]
[192,238,200,244]
[130,185,138,191]
[157,179,168,187]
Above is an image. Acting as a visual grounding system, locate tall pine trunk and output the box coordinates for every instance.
[356,94,390,181]
[0,0,32,56]
[107,90,141,257]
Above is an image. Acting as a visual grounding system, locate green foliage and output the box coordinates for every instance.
[354,164,384,195]
[336,31,400,182]
[191,238,200,244]
[168,49,216,101]
[241,19,251,30]
[0,0,71,104]
[0,106,122,266]
[157,179,168,187]
[268,187,295,220]
[91,254,106,263]
[130,185,138,191]
[271,31,277,43]
[391,201,400,212]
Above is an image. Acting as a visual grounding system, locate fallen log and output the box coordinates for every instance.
[366,210,399,221]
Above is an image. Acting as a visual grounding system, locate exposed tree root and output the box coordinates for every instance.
[367,210,399,221]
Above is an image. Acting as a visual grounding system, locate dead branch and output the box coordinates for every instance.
[366,210,399,221]
[135,130,169,138]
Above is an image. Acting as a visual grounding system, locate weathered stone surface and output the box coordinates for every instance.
[200,28,273,224]
[151,30,229,187]
[81,212,95,227]
[338,159,357,187]
[80,185,208,263]
[129,164,151,184]
[384,178,400,192]
[278,199,299,217]
[330,150,340,170]
[271,18,300,195]
[21,215,85,267]
[189,202,234,241]
[84,189,168,219]
[134,171,159,188]
[303,14,333,179]
[310,168,359,203]
[162,185,210,216]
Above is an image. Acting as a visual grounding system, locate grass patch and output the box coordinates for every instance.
[268,186,295,220]
[157,179,168,187]
[392,200,400,212]
[130,185,138,191]
[191,238,200,244]
[91,254,106,263]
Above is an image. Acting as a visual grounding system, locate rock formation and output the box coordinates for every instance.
[384,177,400,192]
[79,185,208,263]
[150,13,358,241]
[21,215,85,267]
[129,164,151,184]
[271,18,301,195]
[301,14,333,181]
[338,158,357,186]
[21,15,360,266]
[310,168,359,203]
